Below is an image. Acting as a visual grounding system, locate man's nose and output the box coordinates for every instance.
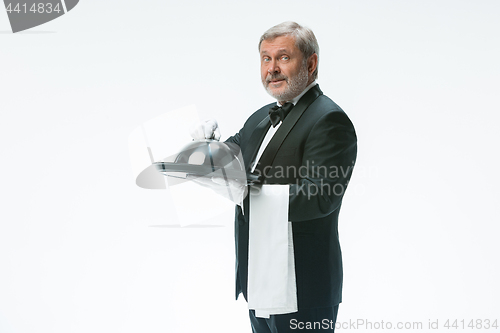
[268,60,280,74]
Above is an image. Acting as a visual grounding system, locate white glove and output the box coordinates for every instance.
[190,119,221,141]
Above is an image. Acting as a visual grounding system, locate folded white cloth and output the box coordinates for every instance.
[248,185,298,318]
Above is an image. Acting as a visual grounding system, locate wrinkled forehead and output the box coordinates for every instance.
[259,35,298,54]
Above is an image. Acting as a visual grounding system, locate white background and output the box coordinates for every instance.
[1,1,499,332]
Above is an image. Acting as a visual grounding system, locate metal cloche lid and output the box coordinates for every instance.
[153,140,258,185]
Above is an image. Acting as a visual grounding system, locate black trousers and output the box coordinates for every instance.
[249,305,339,333]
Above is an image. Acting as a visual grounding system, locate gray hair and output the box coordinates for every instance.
[258,21,319,80]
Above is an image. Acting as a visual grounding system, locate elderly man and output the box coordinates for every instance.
[197,21,357,332]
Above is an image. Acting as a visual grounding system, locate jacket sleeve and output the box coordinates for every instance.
[225,131,241,146]
[288,110,357,222]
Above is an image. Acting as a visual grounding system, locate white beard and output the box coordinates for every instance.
[263,64,309,102]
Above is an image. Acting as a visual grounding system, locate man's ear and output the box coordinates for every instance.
[307,53,318,76]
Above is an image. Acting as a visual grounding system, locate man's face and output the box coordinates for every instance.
[260,35,309,103]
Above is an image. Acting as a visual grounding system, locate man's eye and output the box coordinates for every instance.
[282,56,289,60]
[263,58,270,62]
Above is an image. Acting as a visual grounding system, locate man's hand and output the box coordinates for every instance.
[190,119,221,141]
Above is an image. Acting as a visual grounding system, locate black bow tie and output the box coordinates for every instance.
[269,102,294,127]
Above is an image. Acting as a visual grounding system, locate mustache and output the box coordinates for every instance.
[266,74,288,83]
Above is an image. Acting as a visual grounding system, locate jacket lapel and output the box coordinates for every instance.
[255,85,323,177]
[242,84,323,175]
[242,114,272,173]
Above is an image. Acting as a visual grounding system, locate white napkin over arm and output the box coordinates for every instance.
[247,184,298,318]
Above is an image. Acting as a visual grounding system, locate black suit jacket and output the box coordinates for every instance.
[226,85,357,309]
